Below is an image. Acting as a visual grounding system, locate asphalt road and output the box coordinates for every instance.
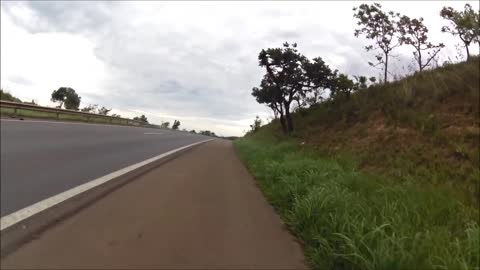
[2,140,307,269]
[0,119,208,217]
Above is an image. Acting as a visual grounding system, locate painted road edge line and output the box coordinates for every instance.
[0,139,213,231]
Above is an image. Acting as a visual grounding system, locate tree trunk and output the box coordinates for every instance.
[279,114,287,134]
[384,53,389,83]
[284,102,294,134]
[276,103,287,134]
[465,43,470,60]
[418,49,423,72]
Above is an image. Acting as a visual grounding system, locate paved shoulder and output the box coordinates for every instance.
[1,140,307,269]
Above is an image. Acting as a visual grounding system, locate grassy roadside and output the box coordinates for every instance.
[234,137,479,270]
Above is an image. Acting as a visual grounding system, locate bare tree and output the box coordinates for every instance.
[399,16,444,71]
[353,3,402,82]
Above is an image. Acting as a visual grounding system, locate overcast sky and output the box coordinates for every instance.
[1,1,478,136]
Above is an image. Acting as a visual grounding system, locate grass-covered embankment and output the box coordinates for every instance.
[234,137,479,270]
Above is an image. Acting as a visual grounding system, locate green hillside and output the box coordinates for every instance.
[235,57,479,269]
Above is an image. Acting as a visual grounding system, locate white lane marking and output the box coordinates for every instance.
[0,139,213,231]
[144,132,163,135]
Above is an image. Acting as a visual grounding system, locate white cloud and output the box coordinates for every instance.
[1,8,106,106]
[1,1,478,136]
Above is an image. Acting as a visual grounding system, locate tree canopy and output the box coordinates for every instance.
[133,115,149,123]
[160,121,170,129]
[172,120,181,130]
[353,3,401,83]
[97,106,112,116]
[252,42,335,134]
[398,16,444,71]
[51,87,81,110]
[440,4,480,59]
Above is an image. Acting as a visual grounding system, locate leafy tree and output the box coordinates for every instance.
[199,130,216,136]
[97,106,111,116]
[133,115,149,123]
[252,42,334,134]
[330,73,356,100]
[81,104,98,113]
[398,16,444,71]
[353,76,377,90]
[111,114,121,118]
[160,121,170,129]
[172,120,181,130]
[190,129,197,134]
[440,4,479,60]
[0,89,22,102]
[330,74,377,101]
[249,116,262,133]
[353,3,402,82]
[51,87,81,110]
[252,79,286,132]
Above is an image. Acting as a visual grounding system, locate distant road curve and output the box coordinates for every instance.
[0,119,208,217]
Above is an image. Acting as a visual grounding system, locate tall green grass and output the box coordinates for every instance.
[234,138,479,270]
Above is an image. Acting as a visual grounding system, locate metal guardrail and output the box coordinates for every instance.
[0,100,148,127]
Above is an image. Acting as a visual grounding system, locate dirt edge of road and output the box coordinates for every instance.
[0,140,210,258]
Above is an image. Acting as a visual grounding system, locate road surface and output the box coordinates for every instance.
[0,119,207,216]
[1,140,307,269]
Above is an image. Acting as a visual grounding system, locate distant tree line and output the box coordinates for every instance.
[4,86,219,136]
[252,3,479,135]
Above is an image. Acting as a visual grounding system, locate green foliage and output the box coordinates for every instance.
[172,120,181,130]
[440,4,480,59]
[81,104,114,116]
[247,115,262,134]
[234,138,479,270]
[81,104,98,113]
[252,42,336,134]
[330,73,356,100]
[251,56,480,204]
[97,106,111,116]
[199,130,216,137]
[51,87,81,110]
[160,121,170,128]
[134,115,149,123]
[0,89,22,103]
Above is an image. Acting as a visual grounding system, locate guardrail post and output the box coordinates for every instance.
[14,108,18,117]
[56,112,60,120]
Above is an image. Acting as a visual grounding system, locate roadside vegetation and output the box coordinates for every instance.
[1,89,22,103]
[1,88,220,135]
[238,3,479,270]
[235,138,478,269]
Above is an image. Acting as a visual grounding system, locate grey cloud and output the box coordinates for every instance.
[2,1,115,34]
[5,1,459,136]
[8,75,33,86]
